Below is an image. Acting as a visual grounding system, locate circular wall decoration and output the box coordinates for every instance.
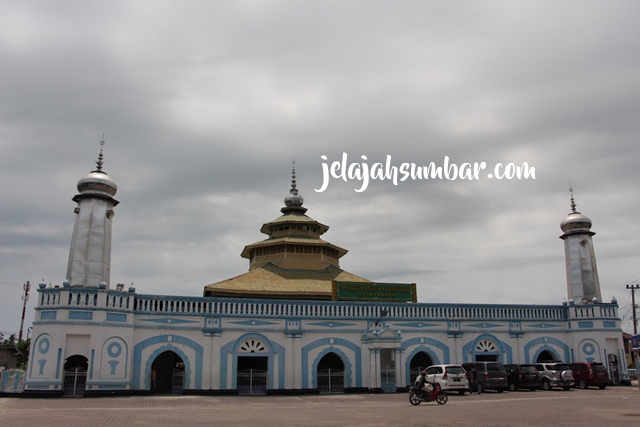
[38,337,51,355]
[107,342,123,358]
[583,343,595,355]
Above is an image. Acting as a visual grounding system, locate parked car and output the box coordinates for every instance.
[569,362,609,389]
[423,364,470,395]
[462,362,508,393]
[534,363,574,390]
[504,364,541,391]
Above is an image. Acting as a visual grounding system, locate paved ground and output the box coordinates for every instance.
[1,386,640,427]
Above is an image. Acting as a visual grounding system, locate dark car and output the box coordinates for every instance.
[504,364,541,391]
[569,362,609,389]
[462,362,508,393]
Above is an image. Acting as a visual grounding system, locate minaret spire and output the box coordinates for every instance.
[283,159,304,210]
[569,184,577,213]
[96,138,105,172]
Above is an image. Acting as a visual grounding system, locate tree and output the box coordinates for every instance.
[16,338,30,370]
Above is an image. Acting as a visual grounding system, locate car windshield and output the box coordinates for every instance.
[592,364,607,372]
[487,363,504,372]
[446,366,465,374]
[520,365,536,372]
[553,364,570,371]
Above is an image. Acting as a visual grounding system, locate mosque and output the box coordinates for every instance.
[23,145,627,396]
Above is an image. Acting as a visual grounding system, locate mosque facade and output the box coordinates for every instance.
[23,148,628,396]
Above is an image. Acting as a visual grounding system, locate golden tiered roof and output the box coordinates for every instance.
[203,263,371,300]
[203,165,371,300]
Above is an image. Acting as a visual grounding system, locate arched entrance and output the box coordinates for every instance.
[151,351,185,394]
[317,352,345,393]
[536,350,557,363]
[63,355,88,397]
[409,352,434,383]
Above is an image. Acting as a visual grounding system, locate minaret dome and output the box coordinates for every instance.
[76,140,118,197]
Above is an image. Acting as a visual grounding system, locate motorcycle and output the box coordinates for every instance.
[408,382,448,405]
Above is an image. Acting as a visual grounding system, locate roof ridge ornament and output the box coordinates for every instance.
[569,184,577,213]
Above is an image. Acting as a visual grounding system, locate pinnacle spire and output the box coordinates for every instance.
[96,138,105,172]
[284,159,304,208]
[569,184,577,213]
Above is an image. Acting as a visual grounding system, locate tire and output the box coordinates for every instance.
[562,386,571,391]
[529,387,537,392]
[598,385,607,390]
[458,390,465,396]
[477,382,484,394]
[436,392,448,405]
[579,379,588,389]
[541,380,551,391]
[509,382,517,392]
[409,392,421,406]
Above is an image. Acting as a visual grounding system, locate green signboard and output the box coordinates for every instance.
[332,281,417,302]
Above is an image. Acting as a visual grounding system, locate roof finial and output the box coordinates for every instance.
[569,183,577,213]
[291,159,297,191]
[284,159,304,208]
[96,136,105,172]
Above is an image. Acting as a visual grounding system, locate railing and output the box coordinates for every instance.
[38,288,131,310]
[36,289,619,321]
[133,294,576,321]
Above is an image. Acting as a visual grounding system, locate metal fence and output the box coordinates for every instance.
[172,370,184,394]
[63,367,87,397]
[237,368,267,395]
[317,368,345,393]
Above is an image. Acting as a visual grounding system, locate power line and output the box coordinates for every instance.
[0,280,24,286]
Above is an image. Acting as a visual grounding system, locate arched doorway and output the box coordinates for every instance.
[536,350,557,363]
[151,351,185,394]
[63,355,88,397]
[317,352,345,393]
[409,352,434,384]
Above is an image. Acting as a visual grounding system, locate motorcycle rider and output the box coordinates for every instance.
[414,369,433,397]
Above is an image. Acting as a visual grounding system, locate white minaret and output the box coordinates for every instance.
[66,140,119,288]
[559,188,602,304]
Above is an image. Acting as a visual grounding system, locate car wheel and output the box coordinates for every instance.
[458,390,465,396]
[579,379,588,389]
[562,386,571,391]
[509,383,517,392]
[598,385,607,390]
[541,380,551,391]
[477,383,484,394]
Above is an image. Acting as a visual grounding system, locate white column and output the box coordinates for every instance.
[210,333,221,389]
[394,348,404,387]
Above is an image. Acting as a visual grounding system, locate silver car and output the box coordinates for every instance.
[534,363,574,390]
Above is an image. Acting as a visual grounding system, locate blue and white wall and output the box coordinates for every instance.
[25,287,627,394]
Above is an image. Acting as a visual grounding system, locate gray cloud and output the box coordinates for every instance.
[1,0,639,336]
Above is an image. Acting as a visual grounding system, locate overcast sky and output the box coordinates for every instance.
[1,0,639,338]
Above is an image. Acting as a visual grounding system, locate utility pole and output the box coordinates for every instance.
[627,284,640,335]
[19,281,30,341]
